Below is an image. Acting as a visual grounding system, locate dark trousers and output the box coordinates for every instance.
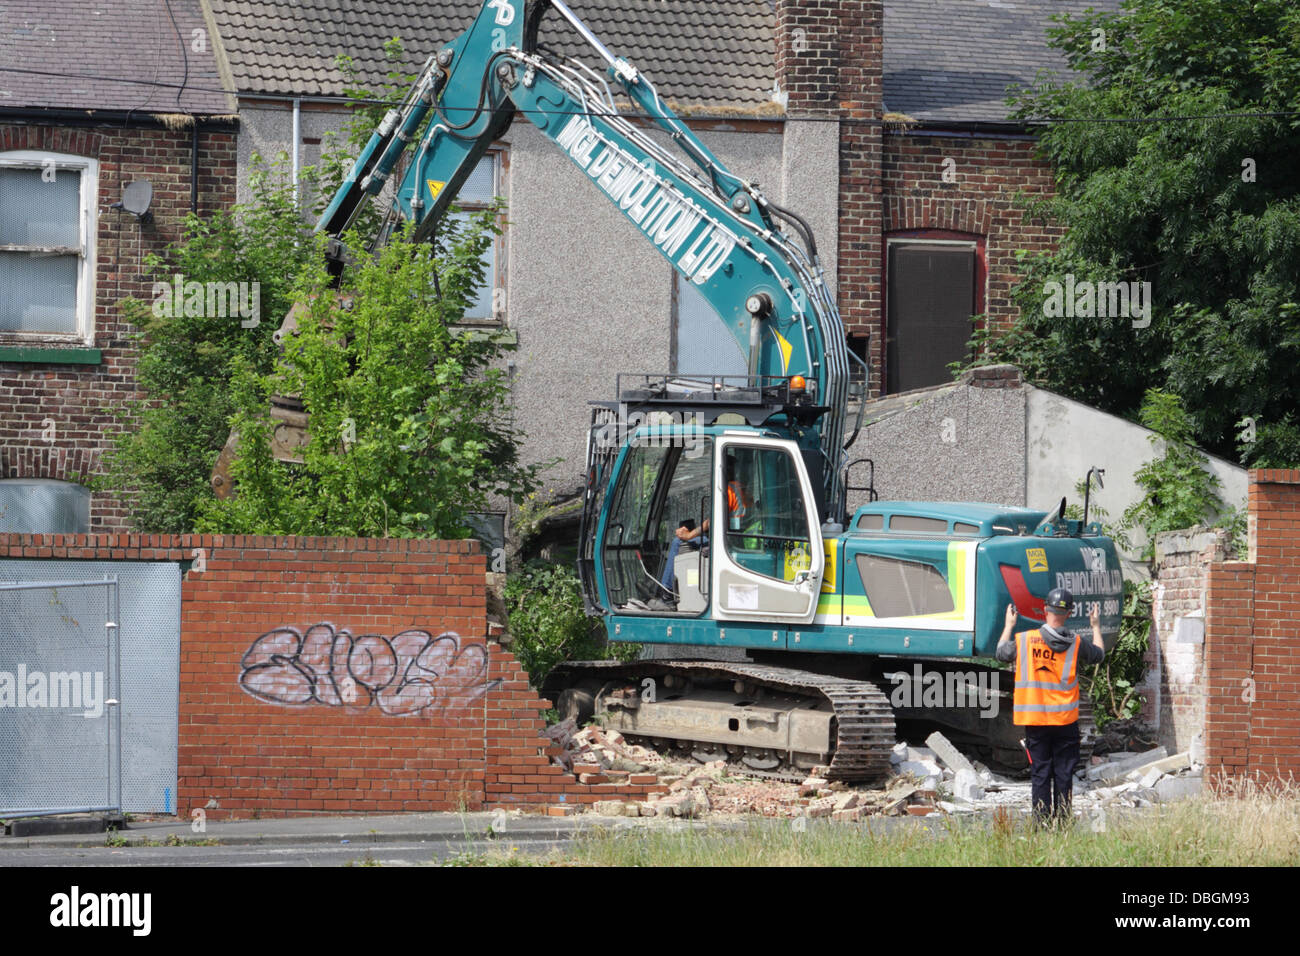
[1025,722,1081,822]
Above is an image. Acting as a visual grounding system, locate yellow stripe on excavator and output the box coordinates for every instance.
[770,328,794,374]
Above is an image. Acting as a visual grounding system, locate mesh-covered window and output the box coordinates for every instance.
[0,479,90,534]
[889,515,949,533]
[886,241,975,392]
[673,275,746,377]
[856,513,884,530]
[856,553,954,617]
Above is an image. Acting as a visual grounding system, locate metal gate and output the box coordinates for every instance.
[0,578,122,818]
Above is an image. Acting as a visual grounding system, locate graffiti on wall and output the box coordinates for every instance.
[239,623,501,715]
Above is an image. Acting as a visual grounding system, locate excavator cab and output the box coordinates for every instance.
[580,417,825,632]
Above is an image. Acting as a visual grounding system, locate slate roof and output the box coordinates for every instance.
[207,0,776,108]
[0,0,232,114]
[0,1,1115,124]
[883,0,1122,124]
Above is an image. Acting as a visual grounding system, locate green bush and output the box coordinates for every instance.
[503,562,639,687]
[97,157,314,532]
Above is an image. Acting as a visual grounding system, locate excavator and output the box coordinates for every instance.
[236,0,1125,779]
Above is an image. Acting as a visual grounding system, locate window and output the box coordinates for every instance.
[601,441,673,607]
[451,151,506,323]
[672,273,746,376]
[889,515,949,534]
[0,479,91,534]
[885,238,980,393]
[0,151,97,340]
[855,553,955,617]
[723,444,811,581]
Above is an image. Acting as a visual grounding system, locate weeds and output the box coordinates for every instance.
[449,779,1300,867]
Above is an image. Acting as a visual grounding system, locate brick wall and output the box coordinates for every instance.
[0,122,237,532]
[776,0,883,352]
[883,134,1062,341]
[1148,528,1229,757]
[1204,470,1300,783]
[0,532,657,817]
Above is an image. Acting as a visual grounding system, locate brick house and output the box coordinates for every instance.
[1,0,1114,536]
[0,0,237,533]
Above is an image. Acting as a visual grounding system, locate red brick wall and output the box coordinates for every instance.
[0,532,658,817]
[1204,470,1300,783]
[776,0,883,350]
[883,134,1062,344]
[0,122,237,532]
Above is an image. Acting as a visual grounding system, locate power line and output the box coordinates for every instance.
[2,64,1298,127]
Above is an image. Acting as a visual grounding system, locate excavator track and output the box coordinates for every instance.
[546,659,896,782]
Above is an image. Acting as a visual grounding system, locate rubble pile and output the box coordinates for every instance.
[541,720,1202,820]
[1077,747,1203,809]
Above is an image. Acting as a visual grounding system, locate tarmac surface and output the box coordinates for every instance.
[0,810,740,866]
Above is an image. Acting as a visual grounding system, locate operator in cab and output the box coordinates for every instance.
[655,457,753,606]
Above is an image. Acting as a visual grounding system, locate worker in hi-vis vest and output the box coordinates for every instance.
[996,588,1106,823]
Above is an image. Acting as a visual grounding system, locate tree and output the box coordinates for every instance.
[98,158,315,532]
[195,216,540,537]
[963,0,1300,466]
[105,37,537,536]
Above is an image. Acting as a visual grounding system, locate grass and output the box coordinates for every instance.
[103,829,220,848]
[442,778,1300,867]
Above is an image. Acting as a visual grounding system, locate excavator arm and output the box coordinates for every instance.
[310,0,857,518]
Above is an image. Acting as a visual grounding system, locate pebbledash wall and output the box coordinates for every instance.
[0,532,656,817]
[1203,470,1300,784]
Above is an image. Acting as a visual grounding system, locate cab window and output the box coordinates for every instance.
[722,445,811,581]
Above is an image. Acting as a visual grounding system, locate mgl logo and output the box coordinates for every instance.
[1080,546,1107,573]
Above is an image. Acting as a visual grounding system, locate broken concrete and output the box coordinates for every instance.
[897,759,943,780]
[925,731,976,775]
[1086,746,1169,783]
[1154,773,1202,803]
[952,768,985,803]
[1135,767,1166,790]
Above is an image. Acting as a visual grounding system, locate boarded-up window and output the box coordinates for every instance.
[856,553,954,617]
[886,242,975,393]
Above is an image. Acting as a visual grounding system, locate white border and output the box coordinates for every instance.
[0,149,99,344]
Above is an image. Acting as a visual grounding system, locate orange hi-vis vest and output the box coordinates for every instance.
[1013,628,1081,726]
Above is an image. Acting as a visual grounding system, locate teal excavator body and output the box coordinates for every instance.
[307,0,1122,777]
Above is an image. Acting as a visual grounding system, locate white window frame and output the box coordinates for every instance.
[0,150,98,343]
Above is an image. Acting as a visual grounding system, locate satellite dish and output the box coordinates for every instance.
[112,181,153,223]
